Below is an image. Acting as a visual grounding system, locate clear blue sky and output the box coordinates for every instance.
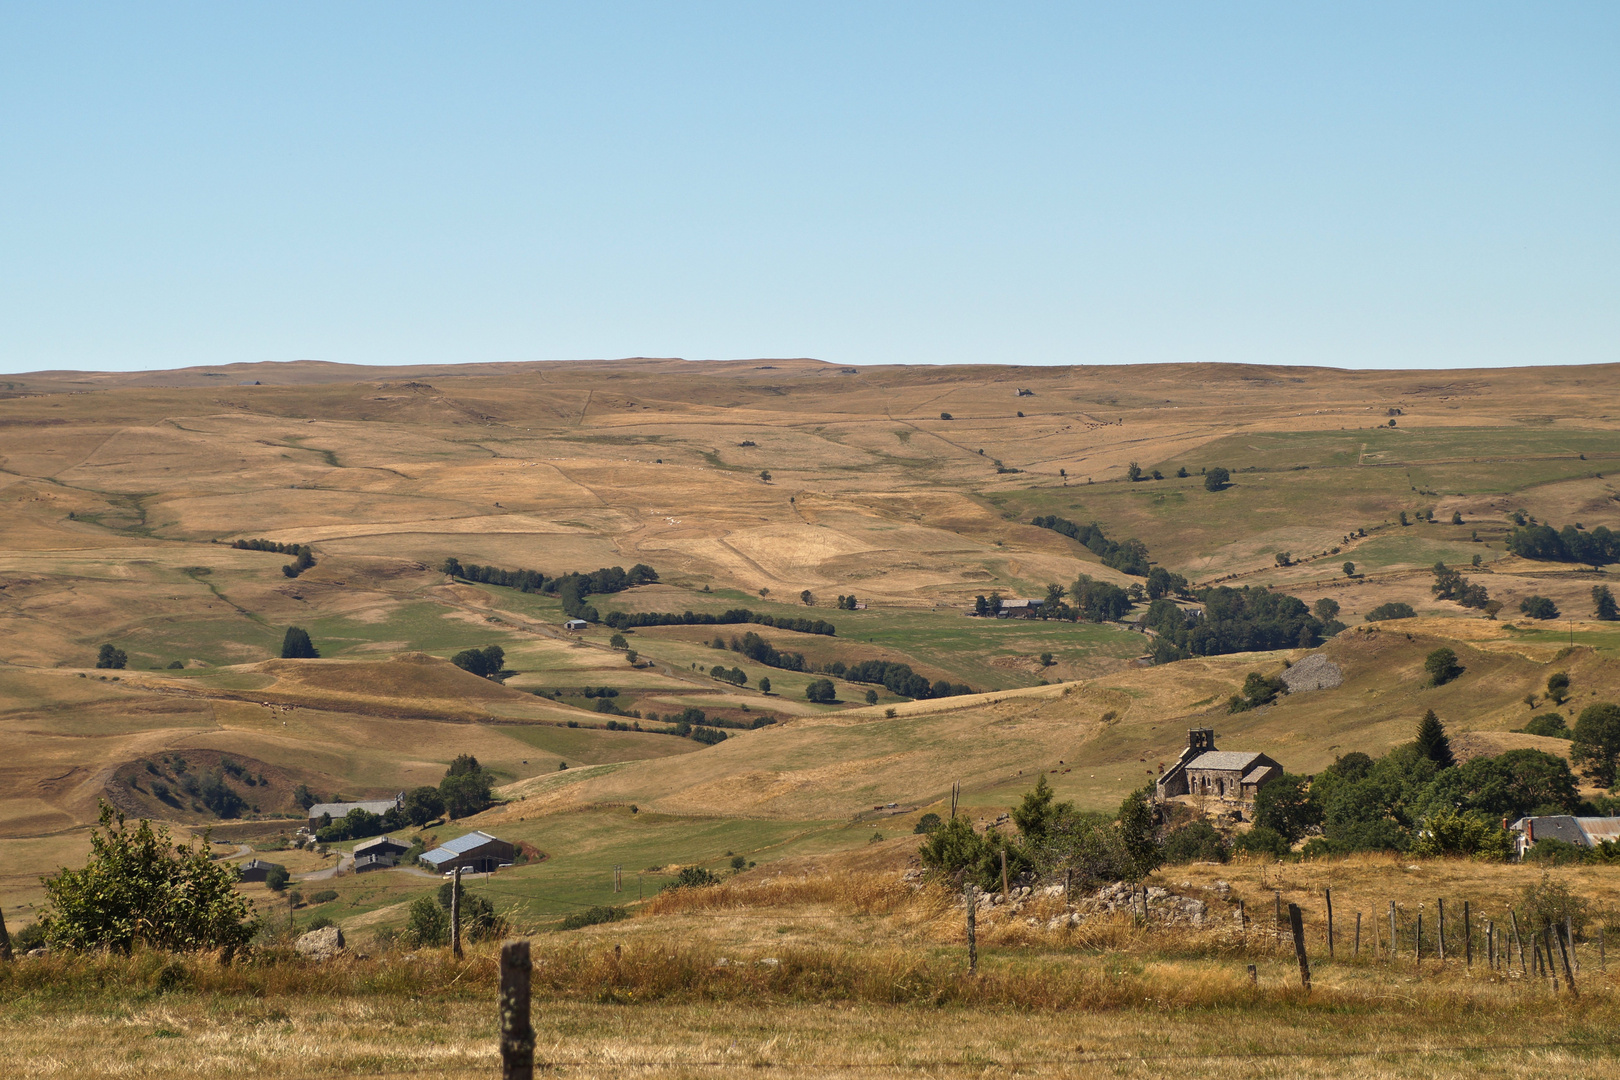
[1,3,1615,373]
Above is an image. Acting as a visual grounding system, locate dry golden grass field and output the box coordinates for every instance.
[5,358,1620,1076]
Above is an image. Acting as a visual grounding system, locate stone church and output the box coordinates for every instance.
[1155,728,1281,807]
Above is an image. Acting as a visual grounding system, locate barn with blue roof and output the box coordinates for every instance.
[418,830,514,875]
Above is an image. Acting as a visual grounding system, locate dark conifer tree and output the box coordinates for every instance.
[1415,709,1455,769]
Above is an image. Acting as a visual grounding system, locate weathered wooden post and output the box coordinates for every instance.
[1416,906,1423,965]
[999,849,1009,902]
[1464,900,1472,967]
[1566,915,1577,974]
[0,904,11,961]
[1238,898,1246,934]
[1325,888,1334,958]
[1247,963,1257,985]
[1510,909,1526,975]
[1437,898,1445,963]
[965,884,978,976]
[1555,921,1578,996]
[1288,903,1311,992]
[950,781,960,820]
[1275,891,1282,942]
[1388,901,1397,963]
[499,940,534,1080]
[1601,928,1606,972]
[1355,911,1361,959]
[1064,868,1072,899]
[1487,921,1494,969]
[451,866,463,959]
[1543,926,1559,991]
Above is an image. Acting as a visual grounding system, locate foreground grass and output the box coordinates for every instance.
[8,870,1620,1078]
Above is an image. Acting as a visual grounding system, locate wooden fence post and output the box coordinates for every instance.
[1000,849,1009,901]
[1437,898,1445,963]
[1487,921,1494,969]
[1288,903,1311,992]
[1064,868,1072,899]
[1416,906,1423,965]
[1566,915,1578,974]
[1388,902,1397,964]
[1555,921,1578,996]
[1238,898,1246,934]
[950,781,959,820]
[1601,928,1606,972]
[499,940,534,1080]
[1274,891,1282,942]
[1464,900,1472,967]
[1543,926,1559,992]
[451,866,463,959]
[0,904,11,961]
[1247,963,1257,985]
[1355,911,1361,959]
[1510,909,1526,975]
[1325,888,1334,958]
[965,884,977,976]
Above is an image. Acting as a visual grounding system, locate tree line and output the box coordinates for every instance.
[1507,522,1619,567]
[603,607,836,635]
[1030,514,1151,576]
[1143,585,1343,663]
[441,558,659,621]
[233,538,316,578]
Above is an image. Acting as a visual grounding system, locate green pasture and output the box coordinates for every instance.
[1154,426,1620,475]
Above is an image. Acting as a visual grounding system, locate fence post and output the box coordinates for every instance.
[1555,921,1578,996]
[965,884,977,976]
[1416,906,1423,966]
[1437,898,1445,963]
[451,866,463,959]
[1064,868,1072,900]
[950,781,959,820]
[1487,921,1494,969]
[0,904,11,961]
[1325,888,1334,958]
[1543,926,1559,992]
[1601,928,1606,972]
[1288,903,1311,992]
[1247,963,1257,985]
[1509,909,1525,975]
[1000,848,1009,901]
[1464,900,1472,968]
[1238,898,1246,934]
[1274,891,1282,942]
[499,940,534,1080]
[1567,915,1578,974]
[1388,901,1397,964]
[1355,911,1361,959]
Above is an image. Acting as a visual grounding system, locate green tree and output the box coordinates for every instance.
[1546,671,1571,705]
[913,812,943,835]
[1342,561,1356,578]
[1415,709,1456,769]
[864,689,878,704]
[41,804,256,953]
[1252,774,1320,843]
[1204,466,1230,492]
[95,644,128,669]
[759,470,771,483]
[265,865,290,891]
[1039,651,1054,667]
[1520,595,1560,620]
[451,644,505,678]
[404,785,446,826]
[1010,774,1060,846]
[758,676,771,694]
[804,678,837,703]
[609,633,628,649]
[1116,787,1161,882]
[1229,671,1286,712]
[1424,647,1462,686]
[281,627,319,659]
[1571,702,1620,788]
[1313,597,1340,622]
[1594,584,1618,621]
[799,590,813,605]
[1125,461,1143,482]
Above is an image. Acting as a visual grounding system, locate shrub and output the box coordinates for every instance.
[1160,820,1230,864]
[913,812,943,835]
[40,804,256,953]
[1516,871,1591,937]
[1364,602,1416,622]
[95,644,127,669]
[671,866,720,889]
[1204,467,1230,492]
[451,645,505,678]
[265,865,290,891]
[280,627,319,659]
[939,412,952,420]
[1520,713,1571,738]
[304,915,334,932]
[1232,825,1290,858]
[311,889,339,905]
[558,905,628,931]
[804,678,837,704]
[403,895,449,947]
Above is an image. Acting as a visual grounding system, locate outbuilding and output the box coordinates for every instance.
[419,830,515,875]
[237,859,285,882]
[353,835,410,859]
[564,619,589,632]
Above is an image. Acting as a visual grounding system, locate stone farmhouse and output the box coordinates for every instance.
[1155,729,1281,809]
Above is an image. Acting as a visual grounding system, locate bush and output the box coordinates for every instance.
[265,865,290,891]
[310,889,338,905]
[1516,871,1591,937]
[1160,820,1229,864]
[914,812,943,835]
[1523,838,1585,865]
[1364,602,1416,622]
[671,866,720,889]
[451,645,505,678]
[558,905,628,931]
[1520,713,1571,738]
[403,895,449,947]
[1232,825,1290,858]
[41,804,256,953]
[1204,467,1230,492]
[95,644,127,669]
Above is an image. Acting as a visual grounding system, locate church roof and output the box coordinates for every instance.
[1186,750,1266,773]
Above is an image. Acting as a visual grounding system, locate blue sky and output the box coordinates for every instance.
[1,3,1615,373]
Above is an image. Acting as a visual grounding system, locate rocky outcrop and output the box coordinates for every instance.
[1281,654,1342,693]
[952,880,1210,929]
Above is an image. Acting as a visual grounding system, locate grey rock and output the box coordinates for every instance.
[1281,654,1343,693]
[294,925,345,960]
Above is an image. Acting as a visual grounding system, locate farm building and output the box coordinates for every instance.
[564,619,589,632]
[353,835,410,859]
[1511,815,1620,859]
[419,830,515,875]
[307,793,403,830]
[353,853,395,873]
[1156,729,1281,808]
[237,859,284,882]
